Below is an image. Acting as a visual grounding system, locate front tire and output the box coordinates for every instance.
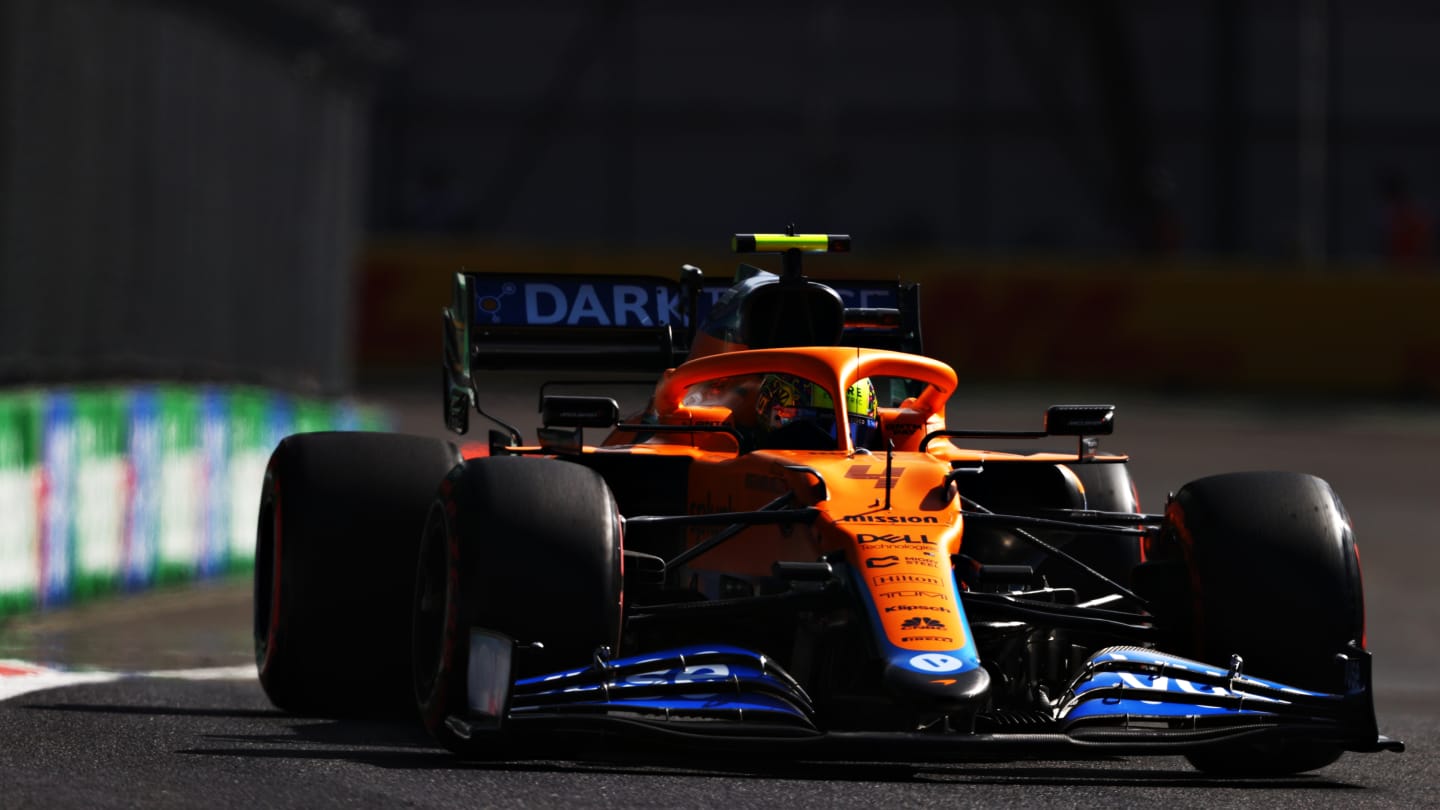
[412,456,623,757]
[1161,471,1364,776]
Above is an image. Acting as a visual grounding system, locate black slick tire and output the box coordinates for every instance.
[254,431,461,716]
[1162,471,1364,776]
[412,456,623,758]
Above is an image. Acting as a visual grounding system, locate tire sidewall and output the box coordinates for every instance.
[253,432,461,716]
[1169,471,1363,692]
[1163,471,1362,775]
[412,457,623,755]
[416,470,470,747]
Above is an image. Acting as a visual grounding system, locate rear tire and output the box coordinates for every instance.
[254,432,460,716]
[1162,471,1363,776]
[412,456,623,757]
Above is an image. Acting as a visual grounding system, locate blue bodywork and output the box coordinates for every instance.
[512,645,816,727]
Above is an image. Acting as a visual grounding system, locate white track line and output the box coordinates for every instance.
[0,660,256,703]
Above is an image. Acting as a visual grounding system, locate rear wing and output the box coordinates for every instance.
[442,269,923,434]
[451,273,695,371]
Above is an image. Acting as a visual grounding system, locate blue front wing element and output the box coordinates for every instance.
[478,641,1395,757]
[508,644,1352,730]
[452,628,1393,760]
[511,645,817,728]
[1059,646,1356,731]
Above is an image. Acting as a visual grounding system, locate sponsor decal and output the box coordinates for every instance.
[857,533,933,545]
[901,616,946,630]
[1114,672,1230,697]
[908,653,964,672]
[845,464,904,489]
[840,514,939,524]
[873,573,940,586]
[888,422,921,436]
[863,554,941,570]
[902,635,952,643]
[831,286,896,309]
[474,282,518,323]
[884,604,951,613]
[469,278,898,330]
[622,664,732,687]
[711,282,896,326]
[478,281,686,327]
[880,590,943,599]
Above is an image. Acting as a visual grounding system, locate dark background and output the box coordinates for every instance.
[0,7,1433,800]
[358,0,1438,260]
[2,0,1437,393]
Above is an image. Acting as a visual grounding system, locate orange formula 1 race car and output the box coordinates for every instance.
[254,232,1401,776]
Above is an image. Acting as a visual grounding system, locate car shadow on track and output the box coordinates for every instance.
[31,702,1366,790]
[30,702,288,721]
[447,754,1365,791]
[168,717,1367,791]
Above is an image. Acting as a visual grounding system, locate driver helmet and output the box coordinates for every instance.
[754,374,879,447]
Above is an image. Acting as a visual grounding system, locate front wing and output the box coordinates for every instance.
[444,635,1403,760]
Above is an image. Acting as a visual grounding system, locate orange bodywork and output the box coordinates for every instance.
[549,347,1121,657]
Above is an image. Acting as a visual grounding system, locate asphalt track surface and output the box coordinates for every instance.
[1,376,1436,808]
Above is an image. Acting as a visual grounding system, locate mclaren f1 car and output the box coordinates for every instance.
[254,232,1402,775]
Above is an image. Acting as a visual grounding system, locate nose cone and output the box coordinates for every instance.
[883,659,991,709]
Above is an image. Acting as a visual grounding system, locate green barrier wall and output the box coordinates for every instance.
[0,386,387,617]
[0,393,40,616]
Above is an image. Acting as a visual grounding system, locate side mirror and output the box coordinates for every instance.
[1044,404,1115,436]
[541,395,620,428]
